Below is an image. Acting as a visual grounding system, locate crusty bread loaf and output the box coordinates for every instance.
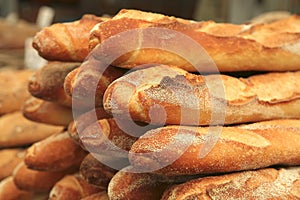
[64,59,126,108]
[0,68,33,115]
[49,174,104,200]
[0,148,25,180]
[33,14,108,62]
[108,167,172,200]
[90,9,300,72]
[72,107,111,133]
[0,112,63,148]
[79,118,143,154]
[104,65,300,125]
[161,167,300,200]
[13,162,74,192]
[68,107,111,147]
[0,176,34,200]
[22,97,73,126]
[25,132,87,171]
[28,61,80,107]
[129,119,300,176]
[80,153,117,188]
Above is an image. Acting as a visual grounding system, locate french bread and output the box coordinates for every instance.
[161,167,300,200]
[49,174,104,200]
[64,59,126,108]
[68,107,111,147]
[0,176,34,200]
[108,167,172,200]
[0,68,33,115]
[104,65,300,125]
[12,162,75,192]
[80,153,117,188]
[79,118,146,154]
[0,112,63,148]
[90,9,300,72]
[0,148,25,180]
[25,132,87,171]
[22,97,73,126]
[33,14,108,62]
[129,119,300,176]
[28,61,80,107]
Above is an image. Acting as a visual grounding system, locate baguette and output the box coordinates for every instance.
[80,153,117,188]
[49,174,104,200]
[0,112,63,148]
[0,176,34,200]
[104,65,300,125]
[90,9,300,72]
[28,61,80,107]
[33,14,108,62]
[0,148,25,180]
[12,162,75,192]
[22,97,73,126]
[161,167,300,200]
[68,107,111,146]
[0,68,33,115]
[25,132,87,171]
[64,59,126,108]
[108,167,172,200]
[129,119,300,176]
[79,118,143,154]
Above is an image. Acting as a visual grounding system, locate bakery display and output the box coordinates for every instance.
[0,7,300,200]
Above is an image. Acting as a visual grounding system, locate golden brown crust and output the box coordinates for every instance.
[22,97,73,126]
[0,112,63,148]
[0,149,25,180]
[80,153,117,188]
[33,14,108,62]
[64,58,126,108]
[108,167,172,200]
[25,132,87,171]
[79,118,142,154]
[49,174,104,200]
[12,162,72,192]
[161,167,300,200]
[104,65,300,125]
[68,107,111,147]
[0,68,33,115]
[0,176,34,200]
[28,61,80,107]
[90,9,300,72]
[129,119,300,176]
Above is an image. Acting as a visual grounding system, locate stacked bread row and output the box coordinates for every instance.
[0,68,67,200]
[0,15,112,200]
[30,9,300,199]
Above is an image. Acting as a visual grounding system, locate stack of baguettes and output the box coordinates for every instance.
[0,15,111,200]
[29,9,300,200]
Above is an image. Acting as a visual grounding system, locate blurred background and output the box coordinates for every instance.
[1,0,300,23]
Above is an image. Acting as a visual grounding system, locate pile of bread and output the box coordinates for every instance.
[1,9,300,199]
